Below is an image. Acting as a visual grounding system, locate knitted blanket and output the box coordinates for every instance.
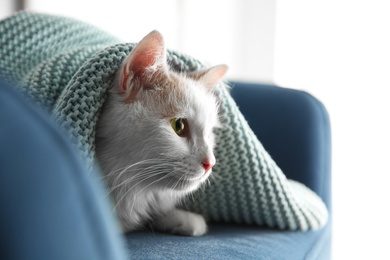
[0,12,328,231]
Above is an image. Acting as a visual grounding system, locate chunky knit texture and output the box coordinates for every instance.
[0,12,328,231]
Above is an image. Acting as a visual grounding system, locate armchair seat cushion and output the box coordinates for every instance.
[125,222,331,260]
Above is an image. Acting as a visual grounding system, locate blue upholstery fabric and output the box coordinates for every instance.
[0,81,127,260]
[126,222,331,260]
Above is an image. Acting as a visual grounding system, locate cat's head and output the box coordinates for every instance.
[98,31,227,194]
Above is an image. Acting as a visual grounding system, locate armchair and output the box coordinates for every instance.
[0,80,331,259]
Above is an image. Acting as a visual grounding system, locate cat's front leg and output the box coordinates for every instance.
[152,209,207,236]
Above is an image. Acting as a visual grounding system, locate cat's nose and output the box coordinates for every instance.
[202,159,215,172]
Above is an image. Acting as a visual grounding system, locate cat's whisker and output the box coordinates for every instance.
[171,172,185,191]
[113,169,169,214]
[107,160,174,186]
[106,158,168,183]
[106,165,168,198]
[112,162,182,209]
[110,166,169,195]
[125,170,182,215]
[205,177,212,187]
[107,159,214,217]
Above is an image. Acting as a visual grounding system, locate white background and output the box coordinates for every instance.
[2,1,390,258]
[275,1,390,259]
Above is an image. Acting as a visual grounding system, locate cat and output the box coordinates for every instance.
[95,30,227,236]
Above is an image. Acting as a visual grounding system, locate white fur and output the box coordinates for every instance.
[95,72,219,236]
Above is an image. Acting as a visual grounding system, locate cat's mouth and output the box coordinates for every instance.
[168,171,210,192]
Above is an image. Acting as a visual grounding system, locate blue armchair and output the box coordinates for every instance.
[0,80,331,259]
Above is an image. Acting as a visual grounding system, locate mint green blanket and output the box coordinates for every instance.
[0,12,328,231]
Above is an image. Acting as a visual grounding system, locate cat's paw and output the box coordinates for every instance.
[152,209,207,236]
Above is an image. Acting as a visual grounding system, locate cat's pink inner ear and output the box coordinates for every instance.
[121,30,167,92]
[193,65,228,91]
[201,65,228,90]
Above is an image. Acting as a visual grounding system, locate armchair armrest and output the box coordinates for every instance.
[229,82,332,210]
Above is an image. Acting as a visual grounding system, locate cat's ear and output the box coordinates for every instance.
[119,30,167,98]
[189,65,228,91]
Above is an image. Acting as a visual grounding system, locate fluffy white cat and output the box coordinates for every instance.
[95,30,227,236]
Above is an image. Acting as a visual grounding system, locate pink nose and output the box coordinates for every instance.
[202,160,215,172]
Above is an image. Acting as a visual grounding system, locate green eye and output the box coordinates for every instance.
[170,118,185,136]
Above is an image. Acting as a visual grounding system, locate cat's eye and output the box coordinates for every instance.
[170,118,186,136]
